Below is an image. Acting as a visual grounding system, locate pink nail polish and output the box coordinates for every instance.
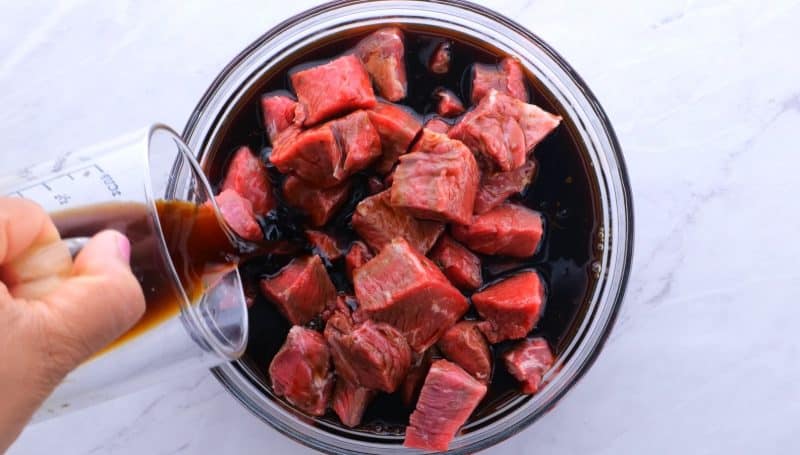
[117,235,131,262]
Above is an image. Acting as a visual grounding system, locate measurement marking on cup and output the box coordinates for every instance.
[41,182,52,191]
[94,164,122,197]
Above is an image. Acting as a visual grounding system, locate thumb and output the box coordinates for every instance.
[38,230,145,373]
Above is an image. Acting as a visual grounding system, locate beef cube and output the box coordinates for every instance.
[270,110,380,187]
[261,93,299,142]
[436,321,492,383]
[391,130,479,225]
[503,337,554,394]
[214,189,262,242]
[404,360,487,451]
[332,379,376,428]
[353,238,468,352]
[449,89,561,172]
[435,88,466,117]
[471,56,528,104]
[305,230,342,261]
[355,27,407,102]
[221,146,275,215]
[352,190,444,254]
[260,255,336,325]
[423,117,451,134]
[345,240,373,282]
[399,349,434,407]
[325,312,412,393]
[291,55,376,126]
[321,294,355,323]
[282,176,351,227]
[367,102,422,174]
[430,235,482,291]
[452,203,544,257]
[428,41,451,74]
[268,326,334,416]
[474,160,536,214]
[471,271,544,343]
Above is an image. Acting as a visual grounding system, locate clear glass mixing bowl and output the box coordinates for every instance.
[181,1,634,453]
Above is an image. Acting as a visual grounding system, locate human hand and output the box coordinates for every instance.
[0,197,145,452]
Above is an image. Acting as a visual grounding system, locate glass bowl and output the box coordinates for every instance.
[181,1,634,453]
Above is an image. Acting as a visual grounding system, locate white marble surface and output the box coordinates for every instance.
[3,0,800,453]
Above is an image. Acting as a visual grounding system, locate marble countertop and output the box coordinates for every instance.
[4,0,800,453]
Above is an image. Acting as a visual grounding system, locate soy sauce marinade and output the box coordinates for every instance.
[206,25,600,435]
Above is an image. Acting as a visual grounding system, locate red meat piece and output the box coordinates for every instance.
[391,130,479,225]
[437,321,492,383]
[399,349,434,407]
[503,337,554,394]
[345,241,373,282]
[282,176,351,227]
[428,42,451,75]
[449,89,561,172]
[291,55,376,126]
[221,146,275,215]
[270,110,380,187]
[435,89,466,117]
[430,235,482,291]
[325,312,412,393]
[424,117,451,134]
[260,255,336,325]
[305,230,342,261]
[352,190,444,254]
[474,160,536,214]
[452,203,544,257]
[471,271,545,343]
[404,360,487,451]
[367,102,422,174]
[332,379,376,428]
[260,94,299,142]
[268,326,334,416]
[355,27,407,102]
[214,189,262,242]
[353,238,468,352]
[321,294,355,323]
[471,56,528,104]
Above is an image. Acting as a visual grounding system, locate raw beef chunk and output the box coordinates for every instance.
[474,160,536,214]
[436,321,492,383]
[428,42,451,74]
[305,230,342,261]
[399,349,434,407]
[404,359,487,451]
[260,255,336,325]
[261,94,299,142]
[352,190,444,254]
[391,129,479,225]
[291,54,376,126]
[332,379,376,428]
[423,117,451,134]
[367,102,422,174]
[353,238,468,352]
[214,189,262,242]
[430,235,482,291]
[435,88,465,117]
[471,56,528,103]
[355,27,407,102]
[221,146,275,215]
[268,326,334,416]
[270,110,380,187]
[451,203,544,257]
[503,337,554,394]
[449,89,561,171]
[345,240,373,282]
[282,176,351,227]
[471,271,545,343]
[325,312,412,393]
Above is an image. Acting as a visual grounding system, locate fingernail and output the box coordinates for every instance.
[117,234,131,262]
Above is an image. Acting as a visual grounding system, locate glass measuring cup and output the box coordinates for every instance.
[0,124,249,420]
